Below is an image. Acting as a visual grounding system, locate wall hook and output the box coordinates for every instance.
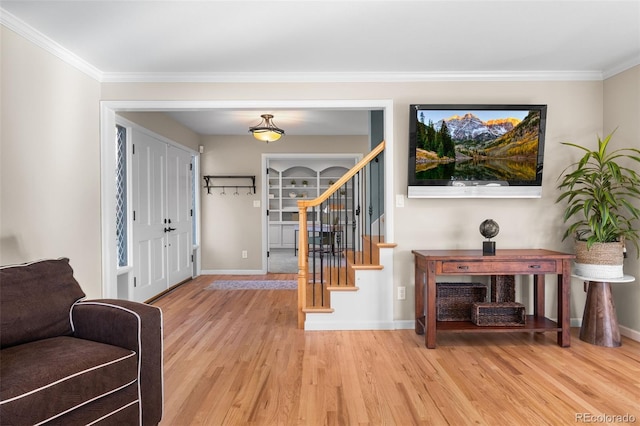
[203,175,256,194]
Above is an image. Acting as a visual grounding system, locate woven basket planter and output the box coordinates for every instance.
[574,240,624,279]
[490,275,515,303]
[471,302,526,326]
[436,283,487,321]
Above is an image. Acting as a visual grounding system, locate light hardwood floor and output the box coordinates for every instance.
[152,275,640,425]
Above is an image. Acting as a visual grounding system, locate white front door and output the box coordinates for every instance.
[166,145,193,285]
[132,129,168,302]
[132,130,193,302]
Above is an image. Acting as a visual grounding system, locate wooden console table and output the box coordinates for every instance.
[412,249,574,349]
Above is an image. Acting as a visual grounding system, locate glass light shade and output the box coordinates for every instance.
[252,130,283,142]
[249,114,285,143]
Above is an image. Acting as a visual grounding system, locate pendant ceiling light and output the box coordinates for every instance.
[249,114,285,143]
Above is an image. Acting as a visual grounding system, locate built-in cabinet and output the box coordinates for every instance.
[266,155,360,249]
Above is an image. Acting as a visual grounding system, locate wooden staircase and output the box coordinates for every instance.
[296,141,396,330]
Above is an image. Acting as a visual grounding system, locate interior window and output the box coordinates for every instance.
[115,124,128,267]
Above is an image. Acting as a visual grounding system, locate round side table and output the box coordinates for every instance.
[572,274,635,347]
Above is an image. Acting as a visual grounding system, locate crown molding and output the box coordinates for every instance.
[100,70,604,83]
[602,55,640,80]
[1,8,103,81]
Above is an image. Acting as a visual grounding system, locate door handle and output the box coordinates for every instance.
[164,227,176,233]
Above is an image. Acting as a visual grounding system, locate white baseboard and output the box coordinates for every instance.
[620,325,640,342]
[393,320,416,329]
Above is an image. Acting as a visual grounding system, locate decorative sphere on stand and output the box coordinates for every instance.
[479,219,499,239]
[479,219,499,255]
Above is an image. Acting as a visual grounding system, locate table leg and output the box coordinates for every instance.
[579,281,621,347]
[533,273,545,317]
[557,260,572,347]
[426,260,437,349]
[415,264,425,335]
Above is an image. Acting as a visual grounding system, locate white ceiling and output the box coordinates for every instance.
[2,0,639,136]
[164,109,371,136]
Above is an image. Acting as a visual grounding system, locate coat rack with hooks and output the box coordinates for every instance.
[203,175,256,195]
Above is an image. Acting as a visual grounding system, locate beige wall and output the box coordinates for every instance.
[199,135,369,271]
[1,27,102,297]
[604,65,640,333]
[387,81,603,321]
[117,111,201,151]
[7,28,639,332]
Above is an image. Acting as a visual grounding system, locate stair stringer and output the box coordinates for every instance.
[304,245,395,330]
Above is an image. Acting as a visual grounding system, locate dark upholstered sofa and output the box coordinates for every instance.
[0,258,163,425]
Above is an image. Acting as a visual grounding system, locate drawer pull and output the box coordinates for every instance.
[529,264,541,269]
[457,265,469,270]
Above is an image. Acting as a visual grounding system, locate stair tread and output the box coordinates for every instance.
[351,264,384,270]
[303,307,334,313]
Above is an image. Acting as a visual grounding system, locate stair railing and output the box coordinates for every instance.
[296,141,385,328]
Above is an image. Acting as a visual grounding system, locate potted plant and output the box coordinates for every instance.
[290,179,296,187]
[556,131,640,278]
[302,180,308,187]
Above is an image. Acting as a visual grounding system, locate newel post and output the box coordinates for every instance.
[297,205,308,329]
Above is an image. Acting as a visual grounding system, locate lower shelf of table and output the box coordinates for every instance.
[417,315,560,333]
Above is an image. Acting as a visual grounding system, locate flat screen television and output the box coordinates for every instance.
[408,104,547,198]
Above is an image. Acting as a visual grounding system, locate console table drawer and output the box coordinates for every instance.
[441,260,557,274]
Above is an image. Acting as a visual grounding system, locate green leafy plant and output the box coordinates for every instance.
[556,131,640,256]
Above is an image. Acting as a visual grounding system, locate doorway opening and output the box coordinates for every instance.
[100,100,394,299]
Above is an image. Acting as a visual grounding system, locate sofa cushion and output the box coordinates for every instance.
[0,336,138,425]
[0,258,86,348]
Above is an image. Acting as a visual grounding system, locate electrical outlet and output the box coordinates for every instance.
[242,250,248,259]
[397,286,406,300]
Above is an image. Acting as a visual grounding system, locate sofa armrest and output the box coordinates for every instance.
[71,299,163,426]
